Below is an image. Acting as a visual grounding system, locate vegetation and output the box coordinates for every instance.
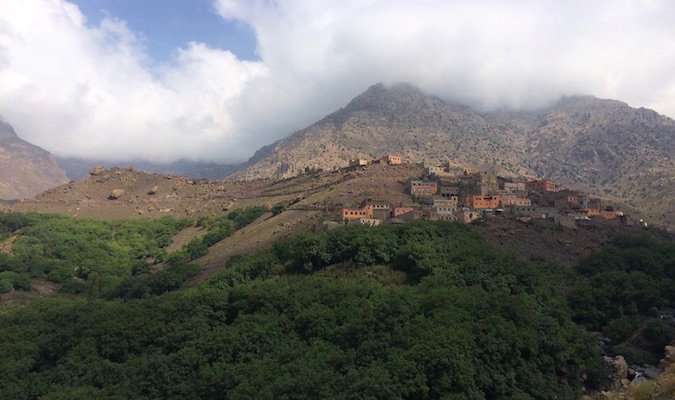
[0,206,269,298]
[0,212,192,296]
[0,214,672,398]
[568,235,675,365]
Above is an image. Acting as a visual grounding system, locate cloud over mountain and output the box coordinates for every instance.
[1,0,674,163]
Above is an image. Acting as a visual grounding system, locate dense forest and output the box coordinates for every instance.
[0,213,673,399]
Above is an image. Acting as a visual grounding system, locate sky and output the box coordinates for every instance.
[0,0,674,164]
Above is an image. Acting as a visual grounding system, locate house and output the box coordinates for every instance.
[433,197,458,213]
[500,195,531,207]
[526,179,557,192]
[427,165,446,175]
[439,186,459,198]
[463,167,479,176]
[360,198,391,220]
[398,209,424,221]
[380,155,402,165]
[586,208,617,219]
[392,206,416,218]
[466,195,501,209]
[408,180,438,198]
[341,207,373,221]
[349,158,368,167]
[510,206,558,219]
[426,211,457,222]
[501,181,526,192]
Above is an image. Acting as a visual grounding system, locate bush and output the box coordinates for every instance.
[0,278,12,293]
[272,202,286,216]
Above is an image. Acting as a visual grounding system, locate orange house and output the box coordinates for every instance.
[392,207,415,218]
[467,195,501,209]
[341,206,373,221]
[586,208,617,219]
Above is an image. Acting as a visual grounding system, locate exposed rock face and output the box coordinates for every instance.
[661,345,675,369]
[231,83,675,226]
[604,355,629,391]
[0,116,69,199]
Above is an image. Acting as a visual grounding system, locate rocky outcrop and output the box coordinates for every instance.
[108,189,125,200]
[88,166,104,176]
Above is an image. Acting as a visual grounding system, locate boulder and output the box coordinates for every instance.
[661,345,675,369]
[88,165,104,176]
[604,355,629,390]
[108,189,125,200]
[147,186,158,195]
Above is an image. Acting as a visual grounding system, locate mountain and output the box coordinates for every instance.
[0,117,69,199]
[231,83,675,225]
[56,156,239,181]
[230,83,528,180]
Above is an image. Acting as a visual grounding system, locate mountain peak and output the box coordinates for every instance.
[336,82,444,118]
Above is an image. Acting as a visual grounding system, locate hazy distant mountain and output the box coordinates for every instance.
[57,157,239,181]
[0,117,68,199]
[231,83,675,225]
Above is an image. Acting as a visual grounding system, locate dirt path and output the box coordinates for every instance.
[189,210,321,284]
[167,226,207,253]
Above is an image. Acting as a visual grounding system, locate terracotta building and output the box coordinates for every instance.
[500,195,531,207]
[381,155,402,165]
[526,179,557,192]
[408,180,438,198]
[341,207,373,221]
[466,195,501,209]
[392,206,415,218]
[360,198,391,220]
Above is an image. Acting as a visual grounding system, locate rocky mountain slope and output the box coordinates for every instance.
[230,83,530,180]
[231,83,675,225]
[0,117,68,199]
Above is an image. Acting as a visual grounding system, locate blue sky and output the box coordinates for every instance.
[0,1,674,163]
[70,0,258,62]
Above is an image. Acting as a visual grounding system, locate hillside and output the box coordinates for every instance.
[231,84,675,225]
[56,156,238,181]
[0,117,68,199]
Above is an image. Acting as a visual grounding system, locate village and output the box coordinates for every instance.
[337,155,640,229]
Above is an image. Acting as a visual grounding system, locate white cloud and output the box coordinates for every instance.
[1,0,674,163]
